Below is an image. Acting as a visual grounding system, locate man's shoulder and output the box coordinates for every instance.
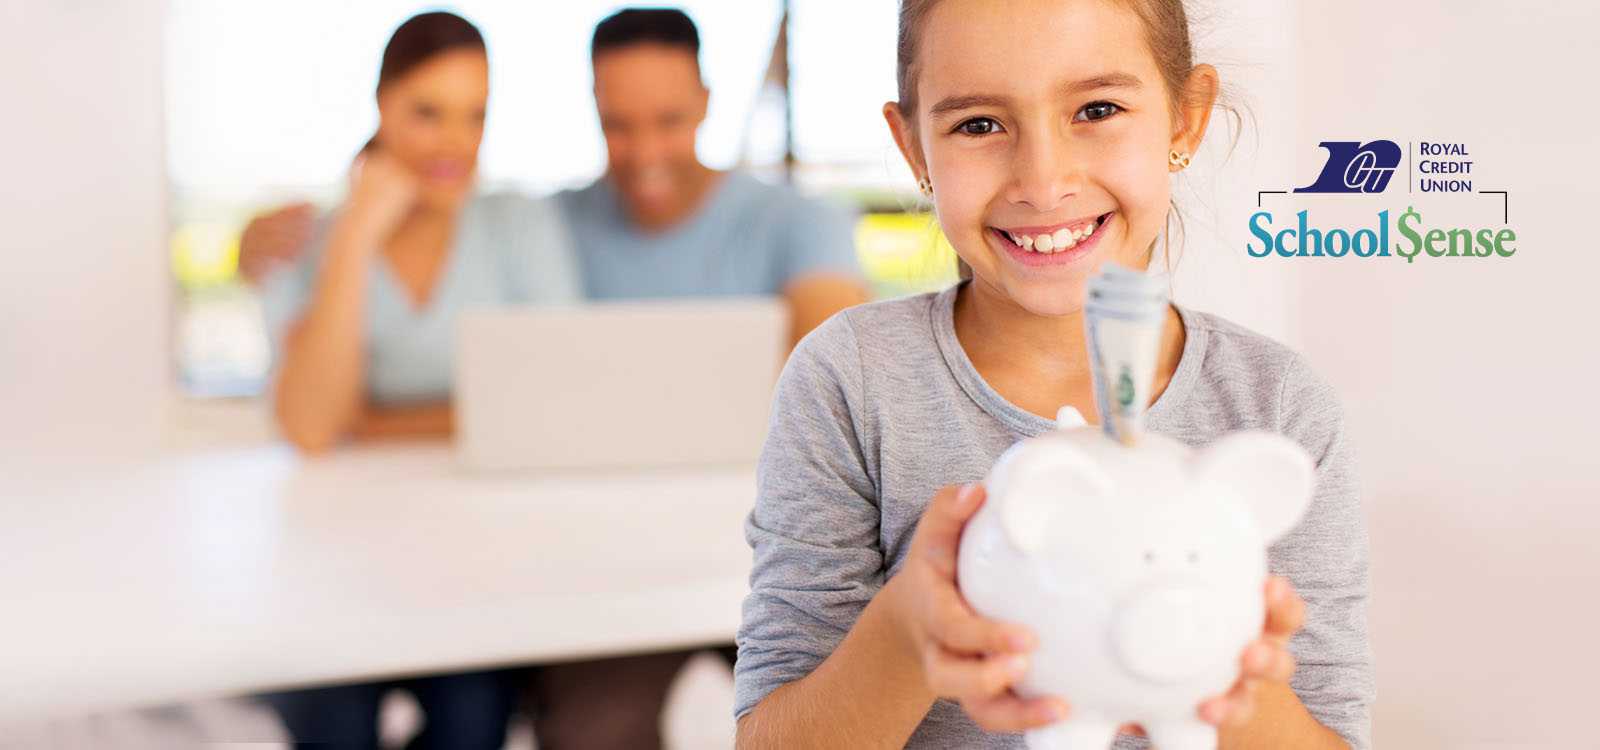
[720,171,849,221]
[551,178,610,216]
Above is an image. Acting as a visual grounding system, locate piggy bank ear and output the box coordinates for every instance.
[1191,431,1316,543]
[991,442,1112,555]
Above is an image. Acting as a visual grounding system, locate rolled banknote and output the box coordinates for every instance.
[1084,263,1169,445]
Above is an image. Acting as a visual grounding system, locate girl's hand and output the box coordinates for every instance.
[345,149,419,236]
[887,483,1071,732]
[1197,575,1305,728]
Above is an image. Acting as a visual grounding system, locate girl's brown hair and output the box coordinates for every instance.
[898,0,1199,125]
[896,0,1231,276]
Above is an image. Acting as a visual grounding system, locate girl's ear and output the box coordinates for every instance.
[883,101,928,182]
[1169,64,1221,163]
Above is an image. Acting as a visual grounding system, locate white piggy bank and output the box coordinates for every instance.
[956,407,1315,750]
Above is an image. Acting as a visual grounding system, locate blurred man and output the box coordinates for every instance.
[528,13,869,747]
[560,8,867,348]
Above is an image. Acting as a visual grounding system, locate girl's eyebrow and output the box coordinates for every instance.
[1060,72,1143,96]
[927,72,1143,118]
[928,94,1011,117]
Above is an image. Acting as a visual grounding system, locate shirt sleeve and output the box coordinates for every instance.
[1272,353,1376,749]
[256,216,328,367]
[502,193,584,305]
[774,191,863,289]
[734,313,883,719]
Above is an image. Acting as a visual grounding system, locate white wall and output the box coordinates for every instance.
[0,0,169,468]
[1292,2,1600,748]
[1167,0,1304,348]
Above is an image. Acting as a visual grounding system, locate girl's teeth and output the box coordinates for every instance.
[1007,217,1103,254]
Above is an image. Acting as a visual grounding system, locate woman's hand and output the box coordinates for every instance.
[345,149,419,237]
[1198,576,1305,728]
[885,483,1071,732]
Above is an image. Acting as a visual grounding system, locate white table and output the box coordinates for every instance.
[0,442,756,723]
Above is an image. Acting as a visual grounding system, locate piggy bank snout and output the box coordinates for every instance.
[1112,586,1231,684]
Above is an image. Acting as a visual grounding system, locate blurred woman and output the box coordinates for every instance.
[259,12,576,749]
[262,11,579,454]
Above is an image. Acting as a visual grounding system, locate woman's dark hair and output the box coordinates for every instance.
[363,11,486,153]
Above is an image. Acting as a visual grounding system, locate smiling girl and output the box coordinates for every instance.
[733,1,1372,749]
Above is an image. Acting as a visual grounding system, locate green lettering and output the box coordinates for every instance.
[1495,228,1517,257]
[1475,229,1495,257]
[1425,229,1447,257]
[1396,206,1422,263]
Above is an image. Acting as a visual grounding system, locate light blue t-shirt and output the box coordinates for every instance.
[260,191,582,405]
[555,171,860,300]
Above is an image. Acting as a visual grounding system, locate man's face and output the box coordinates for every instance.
[592,43,709,227]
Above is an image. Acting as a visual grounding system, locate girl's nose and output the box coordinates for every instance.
[1008,130,1079,212]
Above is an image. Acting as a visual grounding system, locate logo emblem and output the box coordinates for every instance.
[1294,140,1402,194]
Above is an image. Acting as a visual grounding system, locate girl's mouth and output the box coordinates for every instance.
[989,211,1115,267]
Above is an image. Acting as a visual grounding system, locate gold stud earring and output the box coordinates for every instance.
[917,175,933,197]
[1168,149,1192,170]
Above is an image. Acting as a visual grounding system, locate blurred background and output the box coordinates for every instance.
[166,0,942,398]
[2,1,1597,749]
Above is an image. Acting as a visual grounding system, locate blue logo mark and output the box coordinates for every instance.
[1294,140,1403,194]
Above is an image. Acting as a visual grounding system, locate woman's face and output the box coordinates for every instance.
[374,48,489,209]
[889,0,1213,317]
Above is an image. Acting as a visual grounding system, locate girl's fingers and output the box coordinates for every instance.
[962,691,1070,733]
[928,588,1036,655]
[1241,639,1296,682]
[1219,679,1259,728]
[1199,679,1259,728]
[911,483,987,577]
[924,647,1030,701]
[1263,576,1305,641]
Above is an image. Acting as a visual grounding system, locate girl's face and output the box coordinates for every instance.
[375,49,489,210]
[887,0,1215,316]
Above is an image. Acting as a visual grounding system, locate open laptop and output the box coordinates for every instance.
[455,297,788,472]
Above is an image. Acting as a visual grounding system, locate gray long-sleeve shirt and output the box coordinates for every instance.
[735,283,1374,749]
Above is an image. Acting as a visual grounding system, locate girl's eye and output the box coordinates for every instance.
[955,117,1001,136]
[1075,101,1122,123]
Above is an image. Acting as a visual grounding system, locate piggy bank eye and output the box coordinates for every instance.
[1143,550,1154,564]
[1186,551,1199,563]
